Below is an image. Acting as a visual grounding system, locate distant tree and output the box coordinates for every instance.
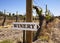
[12,13,15,16]
[19,15,24,20]
[59,16,60,19]
[19,15,23,17]
[0,11,4,16]
[9,13,11,16]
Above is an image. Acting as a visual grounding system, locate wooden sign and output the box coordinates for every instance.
[12,22,38,31]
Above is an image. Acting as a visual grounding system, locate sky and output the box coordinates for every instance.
[0,0,60,16]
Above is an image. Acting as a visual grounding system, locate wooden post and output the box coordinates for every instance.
[26,0,33,43]
[16,11,18,22]
[23,30,26,43]
[2,10,6,26]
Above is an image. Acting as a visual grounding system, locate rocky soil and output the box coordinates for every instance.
[0,28,23,43]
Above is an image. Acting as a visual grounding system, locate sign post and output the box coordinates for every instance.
[26,0,33,43]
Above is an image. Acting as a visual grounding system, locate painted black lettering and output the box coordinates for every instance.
[27,24,30,28]
[31,24,35,29]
